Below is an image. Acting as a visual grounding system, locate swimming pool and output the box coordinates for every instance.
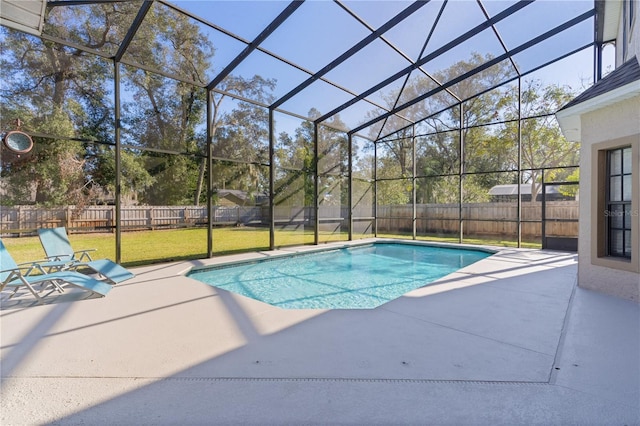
[187,242,492,309]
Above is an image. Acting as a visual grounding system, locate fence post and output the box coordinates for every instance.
[65,206,72,229]
[17,205,23,236]
[148,207,154,230]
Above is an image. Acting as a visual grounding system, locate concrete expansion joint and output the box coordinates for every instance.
[548,275,579,384]
[1,375,550,386]
[156,377,552,386]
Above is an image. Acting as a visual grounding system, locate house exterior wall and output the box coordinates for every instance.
[578,96,640,302]
[0,0,46,36]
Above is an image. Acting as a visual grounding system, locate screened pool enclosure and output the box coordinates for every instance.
[0,1,606,263]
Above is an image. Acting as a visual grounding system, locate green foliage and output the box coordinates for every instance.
[91,147,154,201]
[499,81,579,200]
[0,3,224,207]
[422,176,459,204]
[377,179,411,205]
[372,54,519,203]
[138,154,197,205]
[371,53,579,205]
[416,131,459,177]
[0,3,122,206]
[208,76,276,203]
[1,108,89,206]
[274,110,349,207]
[2,8,580,216]
[558,169,580,198]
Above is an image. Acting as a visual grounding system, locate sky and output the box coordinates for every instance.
[163,1,604,137]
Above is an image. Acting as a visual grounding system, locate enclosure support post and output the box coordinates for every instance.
[412,124,417,240]
[458,103,464,243]
[207,90,214,257]
[313,123,319,245]
[595,43,601,83]
[114,61,122,264]
[595,23,603,83]
[111,3,150,263]
[517,77,522,248]
[373,142,378,237]
[269,108,275,250]
[541,169,546,248]
[348,133,353,241]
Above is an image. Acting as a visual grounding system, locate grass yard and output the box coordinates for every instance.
[2,227,541,267]
[2,227,354,267]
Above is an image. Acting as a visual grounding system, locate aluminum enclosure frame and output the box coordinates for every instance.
[0,0,602,261]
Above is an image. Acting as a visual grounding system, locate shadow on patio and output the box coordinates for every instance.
[1,247,638,425]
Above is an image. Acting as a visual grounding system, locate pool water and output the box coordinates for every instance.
[187,243,491,309]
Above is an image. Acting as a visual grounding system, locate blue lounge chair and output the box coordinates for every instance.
[37,227,134,284]
[37,227,96,262]
[1,239,111,304]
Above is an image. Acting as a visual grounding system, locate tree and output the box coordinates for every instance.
[376,160,412,206]
[0,2,146,206]
[121,75,206,205]
[204,76,276,205]
[90,146,154,204]
[274,113,317,208]
[500,80,579,201]
[1,9,110,204]
[119,4,213,205]
[558,169,580,199]
[364,53,579,206]
[365,54,515,204]
[274,109,348,207]
[318,116,349,207]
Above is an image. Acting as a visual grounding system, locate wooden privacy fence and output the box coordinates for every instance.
[376,201,579,238]
[0,202,578,239]
[0,205,262,235]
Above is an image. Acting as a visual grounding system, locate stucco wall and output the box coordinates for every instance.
[578,96,640,302]
[582,96,640,141]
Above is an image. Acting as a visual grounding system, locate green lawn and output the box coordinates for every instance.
[2,227,354,267]
[3,227,541,267]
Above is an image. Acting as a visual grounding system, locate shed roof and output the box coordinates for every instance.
[488,184,559,196]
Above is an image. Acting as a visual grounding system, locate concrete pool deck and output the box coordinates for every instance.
[1,239,639,425]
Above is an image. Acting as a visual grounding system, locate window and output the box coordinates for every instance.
[592,137,638,273]
[606,147,633,258]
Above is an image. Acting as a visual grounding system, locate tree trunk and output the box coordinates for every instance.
[194,157,206,205]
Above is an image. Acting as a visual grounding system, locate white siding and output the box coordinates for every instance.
[0,0,46,36]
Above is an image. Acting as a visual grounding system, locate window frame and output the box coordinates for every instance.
[592,136,639,273]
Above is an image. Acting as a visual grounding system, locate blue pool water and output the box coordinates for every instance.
[187,243,491,309]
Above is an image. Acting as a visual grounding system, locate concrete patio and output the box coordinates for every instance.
[1,240,639,425]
